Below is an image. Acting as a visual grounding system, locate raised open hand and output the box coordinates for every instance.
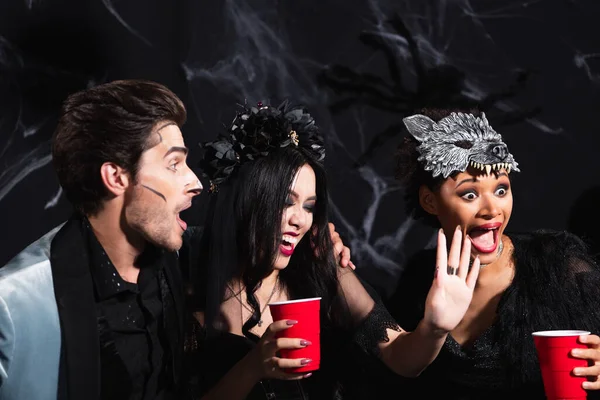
[424,226,480,334]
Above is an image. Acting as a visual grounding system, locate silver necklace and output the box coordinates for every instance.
[234,275,279,327]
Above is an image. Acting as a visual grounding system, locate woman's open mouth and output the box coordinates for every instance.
[468,222,501,253]
[280,233,298,257]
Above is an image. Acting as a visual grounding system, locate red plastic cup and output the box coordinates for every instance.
[268,297,321,373]
[532,330,591,400]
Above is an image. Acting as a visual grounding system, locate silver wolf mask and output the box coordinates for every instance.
[402,112,520,179]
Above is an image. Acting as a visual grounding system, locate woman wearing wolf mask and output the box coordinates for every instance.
[384,108,600,399]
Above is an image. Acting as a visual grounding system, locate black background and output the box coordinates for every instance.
[1,0,599,297]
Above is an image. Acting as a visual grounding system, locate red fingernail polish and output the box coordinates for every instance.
[300,340,312,346]
[286,320,298,325]
[301,359,312,365]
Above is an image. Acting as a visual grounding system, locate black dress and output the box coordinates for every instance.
[180,228,401,400]
[385,230,600,400]
[183,302,401,400]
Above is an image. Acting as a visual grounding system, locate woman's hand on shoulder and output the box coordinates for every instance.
[423,226,480,335]
[328,223,355,270]
[248,319,314,381]
[313,223,356,270]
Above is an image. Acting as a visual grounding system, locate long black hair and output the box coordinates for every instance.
[196,103,343,338]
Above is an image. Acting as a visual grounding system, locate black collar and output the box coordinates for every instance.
[82,218,163,300]
[51,214,102,400]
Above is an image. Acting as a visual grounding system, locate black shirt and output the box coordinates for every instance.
[85,220,174,400]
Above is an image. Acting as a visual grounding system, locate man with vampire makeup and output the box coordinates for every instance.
[0,80,202,400]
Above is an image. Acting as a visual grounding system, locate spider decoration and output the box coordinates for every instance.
[318,14,540,167]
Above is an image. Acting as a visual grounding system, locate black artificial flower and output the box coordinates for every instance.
[199,100,325,190]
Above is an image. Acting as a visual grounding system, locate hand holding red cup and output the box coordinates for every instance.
[269,297,321,373]
[571,334,600,392]
[533,330,591,400]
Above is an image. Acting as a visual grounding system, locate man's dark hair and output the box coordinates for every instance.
[52,79,186,215]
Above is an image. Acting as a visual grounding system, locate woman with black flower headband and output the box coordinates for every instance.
[180,101,482,400]
[383,107,600,399]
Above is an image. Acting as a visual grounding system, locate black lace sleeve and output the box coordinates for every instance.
[353,301,402,358]
[349,274,402,358]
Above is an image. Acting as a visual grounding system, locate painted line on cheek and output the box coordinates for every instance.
[141,184,166,202]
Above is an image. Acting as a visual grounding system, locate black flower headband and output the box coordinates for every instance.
[199,100,326,192]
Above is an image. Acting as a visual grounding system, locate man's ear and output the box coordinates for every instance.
[99,162,131,196]
[419,185,438,216]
